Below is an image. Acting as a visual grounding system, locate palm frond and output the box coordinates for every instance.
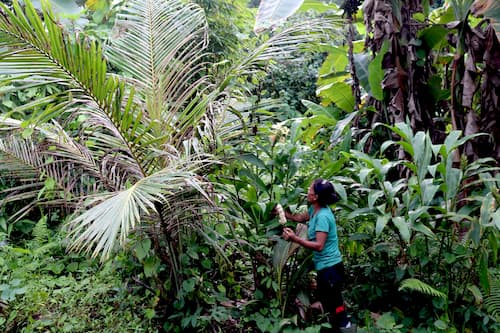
[66,156,215,261]
[399,278,447,299]
[229,19,336,79]
[106,0,210,144]
[0,116,102,184]
[107,0,208,92]
[0,118,124,221]
[0,134,42,179]
[0,0,151,175]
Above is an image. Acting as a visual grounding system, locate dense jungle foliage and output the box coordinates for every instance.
[0,0,499,332]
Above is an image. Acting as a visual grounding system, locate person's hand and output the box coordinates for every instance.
[282,227,296,241]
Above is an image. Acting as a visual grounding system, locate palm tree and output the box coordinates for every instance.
[0,0,327,296]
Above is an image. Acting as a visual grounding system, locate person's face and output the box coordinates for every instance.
[307,184,318,204]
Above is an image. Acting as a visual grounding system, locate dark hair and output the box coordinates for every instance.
[313,178,339,207]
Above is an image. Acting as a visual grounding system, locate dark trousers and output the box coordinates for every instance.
[317,262,349,329]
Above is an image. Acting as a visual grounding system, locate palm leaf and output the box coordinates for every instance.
[106,0,210,147]
[0,134,46,213]
[226,19,335,93]
[66,156,214,261]
[0,117,126,221]
[0,0,150,175]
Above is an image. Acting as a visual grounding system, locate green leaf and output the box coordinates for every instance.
[330,112,357,145]
[240,153,268,171]
[368,41,389,101]
[239,169,267,194]
[434,319,447,330]
[421,180,439,205]
[445,168,462,202]
[376,312,397,329]
[135,239,151,261]
[480,193,494,226]
[444,252,456,264]
[354,52,372,95]
[13,219,36,234]
[392,216,410,242]
[0,217,7,233]
[489,231,498,266]
[411,222,435,238]
[47,262,65,274]
[413,12,426,22]
[316,81,355,112]
[298,0,339,13]
[376,214,390,236]
[143,256,160,278]
[144,308,155,320]
[21,127,34,139]
[368,190,384,209]
[182,278,196,293]
[318,47,348,76]
[469,221,481,247]
[418,25,448,50]
[479,249,490,293]
[332,182,346,202]
[467,284,483,305]
[414,131,430,167]
[494,208,500,228]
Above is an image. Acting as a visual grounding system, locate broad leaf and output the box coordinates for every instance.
[418,25,448,50]
[368,41,389,101]
[254,0,305,33]
[316,81,355,112]
[392,216,410,242]
[376,214,390,236]
[318,47,349,76]
[354,52,372,95]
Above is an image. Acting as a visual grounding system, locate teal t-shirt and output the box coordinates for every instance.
[308,207,342,270]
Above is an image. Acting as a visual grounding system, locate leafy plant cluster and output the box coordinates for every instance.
[0,224,158,332]
[331,123,500,332]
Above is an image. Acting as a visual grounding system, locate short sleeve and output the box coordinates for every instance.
[315,212,331,233]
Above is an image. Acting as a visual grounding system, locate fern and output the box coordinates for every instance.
[29,215,61,256]
[32,216,49,248]
[399,278,447,299]
[484,278,500,320]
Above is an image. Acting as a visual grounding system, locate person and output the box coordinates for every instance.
[280,178,356,333]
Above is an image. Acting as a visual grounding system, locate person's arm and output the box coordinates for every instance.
[285,210,310,223]
[283,228,327,252]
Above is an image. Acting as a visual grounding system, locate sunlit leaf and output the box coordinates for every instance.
[254,0,305,33]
